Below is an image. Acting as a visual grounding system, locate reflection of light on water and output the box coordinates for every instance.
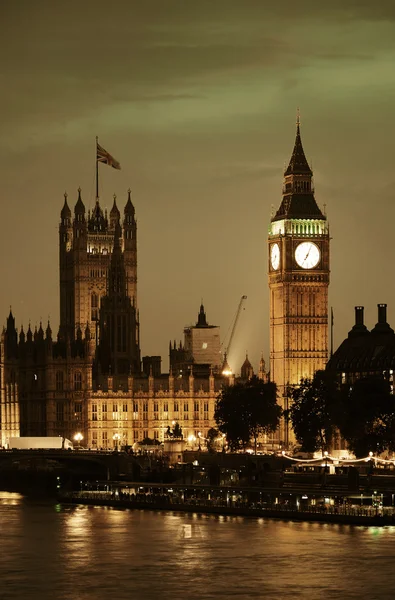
[64,508,92,567]
[181,524,192,538]
[0,492,23,505]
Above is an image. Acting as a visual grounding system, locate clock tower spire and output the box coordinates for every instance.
[268,116,330,448]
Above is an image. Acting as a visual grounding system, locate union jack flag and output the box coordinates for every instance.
[96,142,121,170]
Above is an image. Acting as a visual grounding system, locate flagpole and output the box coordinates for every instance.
[96,136,99,199]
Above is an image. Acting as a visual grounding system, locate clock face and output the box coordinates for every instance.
[295,242,320,269]
[270,243,280,270]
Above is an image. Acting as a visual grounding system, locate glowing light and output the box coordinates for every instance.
[74,432,83,447]
[222,368,233,376]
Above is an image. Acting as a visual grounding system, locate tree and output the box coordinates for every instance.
[206,427,220,453]
[287,370,339,453]
[139,437,161,446]
[214,377,281,452]
[337,376,395,457]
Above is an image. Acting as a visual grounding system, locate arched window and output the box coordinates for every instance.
[56,371,64,392]
[74,371,82,391]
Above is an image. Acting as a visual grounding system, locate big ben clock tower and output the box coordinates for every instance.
[268,116,330,446]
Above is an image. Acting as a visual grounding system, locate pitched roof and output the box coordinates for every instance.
[273,192,325,221]
[284,123,312,176]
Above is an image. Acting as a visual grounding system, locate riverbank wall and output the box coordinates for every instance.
[60,492,394,527]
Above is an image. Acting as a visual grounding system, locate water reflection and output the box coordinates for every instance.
[2,495,395,599]
[0,491,23,505]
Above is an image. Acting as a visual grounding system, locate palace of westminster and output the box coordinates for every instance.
[2,121,394,450]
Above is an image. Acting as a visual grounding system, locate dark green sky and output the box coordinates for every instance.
[1,0,395,371]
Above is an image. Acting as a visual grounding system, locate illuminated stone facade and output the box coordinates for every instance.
[59,189,138,343]
[268,121,330,446]
[0,190,232,449]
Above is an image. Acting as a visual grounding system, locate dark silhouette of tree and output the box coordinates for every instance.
[215,377,281,452]
[139,437,161,446]
[206,427,220,453]
[287,370,339,453]
[337,376,395,457]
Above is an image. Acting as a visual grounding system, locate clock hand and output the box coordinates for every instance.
[304,248,311,263]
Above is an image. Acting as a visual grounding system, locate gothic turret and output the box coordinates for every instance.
[123,188,137,308]
[88,199,108,233]
[96,223,141,377]
[108,222,127,297]
[73,188,87,252]
[241,353,254,379]
[5,309,18,359]
[196,303,208,328]
[110,194,120,231]
[124,189,135,218]
[258,352,267,381]
[60,192,72,224]
[74,187,85,219]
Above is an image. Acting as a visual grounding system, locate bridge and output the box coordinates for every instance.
[0,449,141,486]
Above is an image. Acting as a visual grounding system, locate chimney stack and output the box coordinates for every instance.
[355,306,364,326]
[378,304,387,324]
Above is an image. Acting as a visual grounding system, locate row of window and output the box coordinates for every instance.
[91,401,209,413]
[90,428,208,447]
[56,371,82,392]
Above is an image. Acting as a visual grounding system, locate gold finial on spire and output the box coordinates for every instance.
[296,107,300,126]
[113,193,117,200]
[64,191,68,199]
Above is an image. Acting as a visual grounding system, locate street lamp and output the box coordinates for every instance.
[113,433,121,451]
[187,434,196,448]
[74,432,83,449]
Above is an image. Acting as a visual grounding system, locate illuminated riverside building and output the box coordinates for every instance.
[268,118,330,446]
[0,190,266,449]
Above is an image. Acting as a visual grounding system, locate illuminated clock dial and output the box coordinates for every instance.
[295,242,320,269]
[270,243,280,270]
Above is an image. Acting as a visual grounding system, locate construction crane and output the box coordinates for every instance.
[221,295,247,375]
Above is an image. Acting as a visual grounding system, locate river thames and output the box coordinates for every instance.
[1,491,395,600]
